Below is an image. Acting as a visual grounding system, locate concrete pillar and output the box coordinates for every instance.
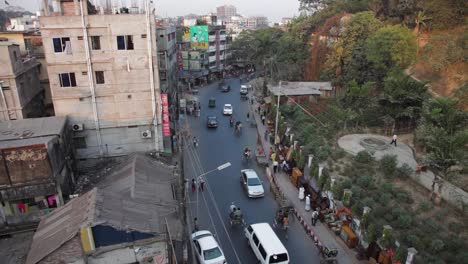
[405,247,418,264]
[330,178,336,188]
[343,189,352,206]
[293,140,298,149]
[363,206,371,216]
[382,225,393,239]
[308,154,314,167]
[289,133,294,143]
[318,165,324,178]
[299,145,304,154]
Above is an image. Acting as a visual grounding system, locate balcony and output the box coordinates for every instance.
[209,35,216,41]
[209,55,216,62]
[220,35,226,41]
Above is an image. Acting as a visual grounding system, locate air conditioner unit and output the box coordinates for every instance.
[141,130,152,139]
[72,123,84,131]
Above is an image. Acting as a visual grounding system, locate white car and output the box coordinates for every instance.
[240,169,265,198]
[240,85,248,95]
[223,104,233,115]
[192,230,227,264]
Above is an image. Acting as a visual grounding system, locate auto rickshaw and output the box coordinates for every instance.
[208,97,216,108]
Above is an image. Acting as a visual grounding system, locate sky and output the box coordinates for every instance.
[0,0,300,23]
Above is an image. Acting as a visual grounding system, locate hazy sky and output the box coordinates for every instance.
[1,0,300,23]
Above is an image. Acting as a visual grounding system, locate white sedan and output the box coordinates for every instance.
[223,104,233,115]
[192,230,227,264]
[240,169,265,198]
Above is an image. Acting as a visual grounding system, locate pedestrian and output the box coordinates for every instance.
[191,178,196,193]
[193,137,198,147]
[273,160,278,173]
[264,129,269,140]
[198,176,205,192]
[305,194,311,211]
[390,134,397,147]
[270,152,277,162]
[250,97,254,105]
[311,209,319,226]
[193,217,199,231]
[246,112,250,121]
[261,115,265,125]
[283,215,289,230]
[257,105,261,113]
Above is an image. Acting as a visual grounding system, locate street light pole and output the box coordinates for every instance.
[274,81,281,144]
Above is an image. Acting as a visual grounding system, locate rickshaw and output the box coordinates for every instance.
[208,97,216,108]
[228,202,245,227]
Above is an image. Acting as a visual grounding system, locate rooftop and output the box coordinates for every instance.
[268,81,333,96]
[0,116,67,142]
[26,153,182,264]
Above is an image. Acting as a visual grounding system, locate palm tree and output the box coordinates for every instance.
[414,11,431,55]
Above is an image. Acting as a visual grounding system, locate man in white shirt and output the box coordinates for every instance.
[390,134,397,147]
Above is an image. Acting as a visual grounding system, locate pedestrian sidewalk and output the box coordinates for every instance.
[251,102,361,264]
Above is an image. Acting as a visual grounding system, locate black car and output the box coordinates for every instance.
[206,116,218,128]
[221,85,231,92]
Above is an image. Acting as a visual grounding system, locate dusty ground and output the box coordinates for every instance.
[0,231,34,264]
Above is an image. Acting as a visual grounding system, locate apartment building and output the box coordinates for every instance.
[0,30,53,115]
[178,21,229,84]
[216,4,237,19]
[40,0,164,160]
[247,16,269,29]
[0,42,45,120]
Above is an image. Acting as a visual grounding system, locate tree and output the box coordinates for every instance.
[379,70,429,129]
[367,25,417,80]
[416,98,468,177]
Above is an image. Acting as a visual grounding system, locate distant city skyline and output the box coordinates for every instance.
[0,0,300,23]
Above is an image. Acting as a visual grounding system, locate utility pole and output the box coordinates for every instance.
[274,81,281,142]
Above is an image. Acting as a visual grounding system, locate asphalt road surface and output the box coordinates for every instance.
[183,78,320,264]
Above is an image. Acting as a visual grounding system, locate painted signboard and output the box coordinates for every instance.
[190,25,209,49]
[161,94,170,136]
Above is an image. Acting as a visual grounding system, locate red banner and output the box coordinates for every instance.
[161,94,170,136]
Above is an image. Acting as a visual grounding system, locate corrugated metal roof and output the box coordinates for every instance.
[268,81,333,96]
[26,154,182,264]
[25,188,96,264]
[0,116,67,142]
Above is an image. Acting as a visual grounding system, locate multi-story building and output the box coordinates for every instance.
[6,15,40,31]
[40,0,164,160]
[178,20,229,84]
[246,16,269,29]
[216,4,237,19]
[0,42,45,120]
[0,116,74,225]
[0,30,53,115]
[156,24,178,152]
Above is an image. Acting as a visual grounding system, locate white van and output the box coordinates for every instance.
[244,223,289,264]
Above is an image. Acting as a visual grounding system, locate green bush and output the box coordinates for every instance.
[405,234,422,248]
[355,150,374,163]
[378,193,392,205]
[430,239,445,253]
[379,154,398,178]
[396,163,413,179]
[419,201,433,211]
[396,214,413,229]
[332,182,344,200]
[396,191,413,204]
[361,197,376,208]
[357,175,374,188]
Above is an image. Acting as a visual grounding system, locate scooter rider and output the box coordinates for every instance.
[230,116,234,127]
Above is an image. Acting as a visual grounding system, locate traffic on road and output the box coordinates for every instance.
[182,76,320,263]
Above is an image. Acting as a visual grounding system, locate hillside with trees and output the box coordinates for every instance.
[232,0,467,263]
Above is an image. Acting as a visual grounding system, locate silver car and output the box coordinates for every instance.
[240,169,265,198]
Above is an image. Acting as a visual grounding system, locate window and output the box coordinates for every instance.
[90,36,101,50]
[53,37,71,53]
[258,244,267,260]
[13,50,18,61]
[95,71,105,84]
[252,234,259,246]
[73,137,87,149]
[117,35,134,50]
[141,34,147,38]
[59,73,77,87]
[77,36,83,40]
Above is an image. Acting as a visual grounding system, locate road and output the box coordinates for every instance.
[183,78,320,264]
